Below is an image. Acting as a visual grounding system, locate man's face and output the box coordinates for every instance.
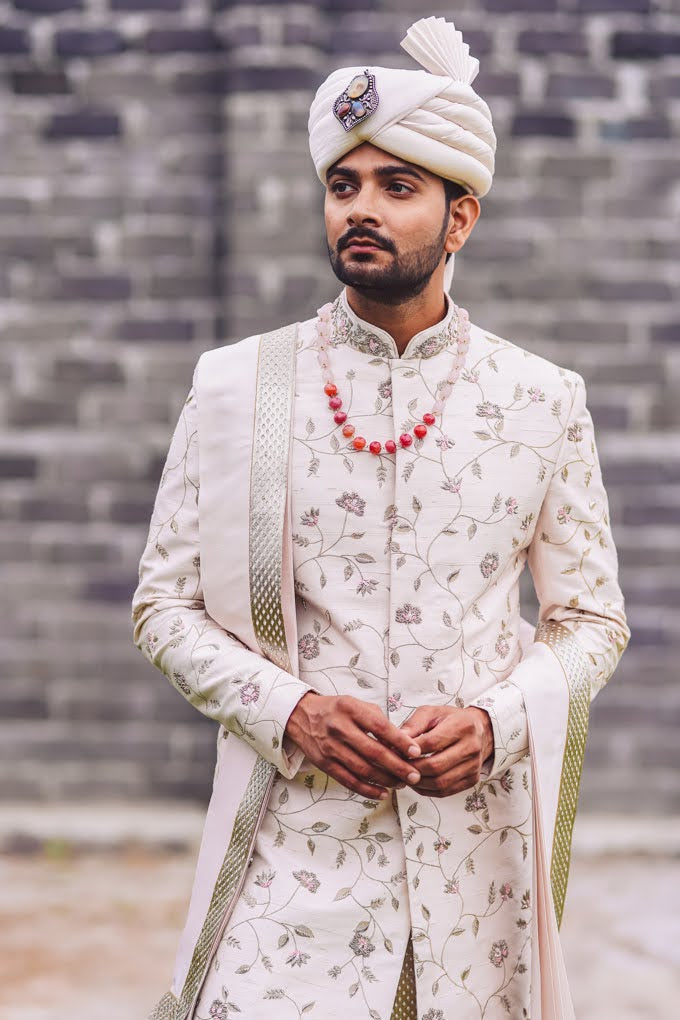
[324,143,455,303]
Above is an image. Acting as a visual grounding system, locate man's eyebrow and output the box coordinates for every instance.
[326,163,427,183]
[374,164,426,183]
[326,164,360,182]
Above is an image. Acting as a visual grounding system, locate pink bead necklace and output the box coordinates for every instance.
[313,300,472,455]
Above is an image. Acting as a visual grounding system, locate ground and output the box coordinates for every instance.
[1,843,679,1020]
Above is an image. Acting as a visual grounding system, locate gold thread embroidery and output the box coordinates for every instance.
[390,936,418,1019]
[248,325,298,672]
[535,619,591,928]
[148,990,179,1020]
[177,325,299,1019]
[332,291,463,360]
[179,756,275,1018]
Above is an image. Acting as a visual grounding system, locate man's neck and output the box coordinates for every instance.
[344,283,448,357]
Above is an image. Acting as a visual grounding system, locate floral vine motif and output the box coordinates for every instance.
[293,869,321,893]
[298,632,320,660]
[488,939,510,967]
[335,492,366,516]
[349,931,376,957]
[480,552,500,578]
[395,603,422,625]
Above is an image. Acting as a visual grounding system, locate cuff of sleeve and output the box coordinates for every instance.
[469,679,529,779]
[234,675,314,780]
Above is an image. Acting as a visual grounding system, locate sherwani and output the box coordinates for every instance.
[132,289,629,1020]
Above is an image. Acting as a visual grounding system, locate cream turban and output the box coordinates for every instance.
[308,17,496,199]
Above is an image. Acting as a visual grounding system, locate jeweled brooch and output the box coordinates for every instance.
[333,69,379,132]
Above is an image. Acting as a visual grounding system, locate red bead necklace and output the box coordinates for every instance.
[314,299,471,455]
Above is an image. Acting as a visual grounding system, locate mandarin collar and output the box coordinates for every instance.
[330,288,460,360]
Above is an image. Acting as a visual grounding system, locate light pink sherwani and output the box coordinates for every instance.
[132,289,629,1020]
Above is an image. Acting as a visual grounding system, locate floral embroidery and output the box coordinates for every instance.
[557,505,572,525]
[387,692,403,713]
[293,869,321,893]
[480,552,500,577]
[476,401,503,420]
[335,491,366,516]
[332,291,464,360]
[489,939,510,967]
[301,508,320,526]
[239,680,260,705]
[286,950,311,967]
[495,635,510,659]
[255,870,275,888]
[395,603,422,625]
[349,931,376,957]
[465,789,487,813]
[186,295,627,1020]
[298,633,320,660]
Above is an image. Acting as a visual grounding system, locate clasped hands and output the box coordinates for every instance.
[284,692,494,801]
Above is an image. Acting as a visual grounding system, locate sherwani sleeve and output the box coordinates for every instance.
[470,370,631,778]
[130,364,313,779]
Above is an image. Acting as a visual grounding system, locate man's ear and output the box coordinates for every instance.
[446,195,481,254]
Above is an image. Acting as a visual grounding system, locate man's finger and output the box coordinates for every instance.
[326,760,390,800]
[415,718,467,756]
[343,729,422,785]
[412,760,480,797]
[352,703,422,759]
[399,707,438,740]
[414,742,477,778]
[333,745,417,790]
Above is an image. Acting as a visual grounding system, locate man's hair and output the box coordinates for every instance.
[443,178,469,205]
[442,177,469,263]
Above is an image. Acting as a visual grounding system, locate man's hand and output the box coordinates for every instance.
[285,693,423,800]
[399,706,494,798]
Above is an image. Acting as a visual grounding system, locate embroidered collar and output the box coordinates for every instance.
[331,288,461,360]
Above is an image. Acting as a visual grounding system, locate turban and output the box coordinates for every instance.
[308,16,496,200]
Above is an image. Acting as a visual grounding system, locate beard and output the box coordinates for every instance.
[327,212,449,306]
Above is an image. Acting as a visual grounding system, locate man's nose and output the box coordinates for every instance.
[346,188,382,227]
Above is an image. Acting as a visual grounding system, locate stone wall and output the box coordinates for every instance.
[1,0,678,811]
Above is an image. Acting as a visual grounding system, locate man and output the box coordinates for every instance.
[132,17,629,1020]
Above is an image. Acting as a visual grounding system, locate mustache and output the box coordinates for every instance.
[338,227,396,253]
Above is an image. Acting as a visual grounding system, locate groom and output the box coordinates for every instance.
[133,16,629,1020]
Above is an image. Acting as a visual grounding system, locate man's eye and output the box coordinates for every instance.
[390,182,411,194]
[331,182,353,194]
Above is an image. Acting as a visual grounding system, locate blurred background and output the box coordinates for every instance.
[1,0,679,1017]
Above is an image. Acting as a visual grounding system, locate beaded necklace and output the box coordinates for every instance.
[313,298,471,455]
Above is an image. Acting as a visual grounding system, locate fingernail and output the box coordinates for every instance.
[378,790,389,799]
[407,771,420,784]
[408,744,421,757]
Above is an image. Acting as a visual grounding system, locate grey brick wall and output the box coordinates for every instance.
[1,0,678,812]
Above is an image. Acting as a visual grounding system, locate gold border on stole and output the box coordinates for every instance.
[535,619,591,928]
[148,324,299,1020]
